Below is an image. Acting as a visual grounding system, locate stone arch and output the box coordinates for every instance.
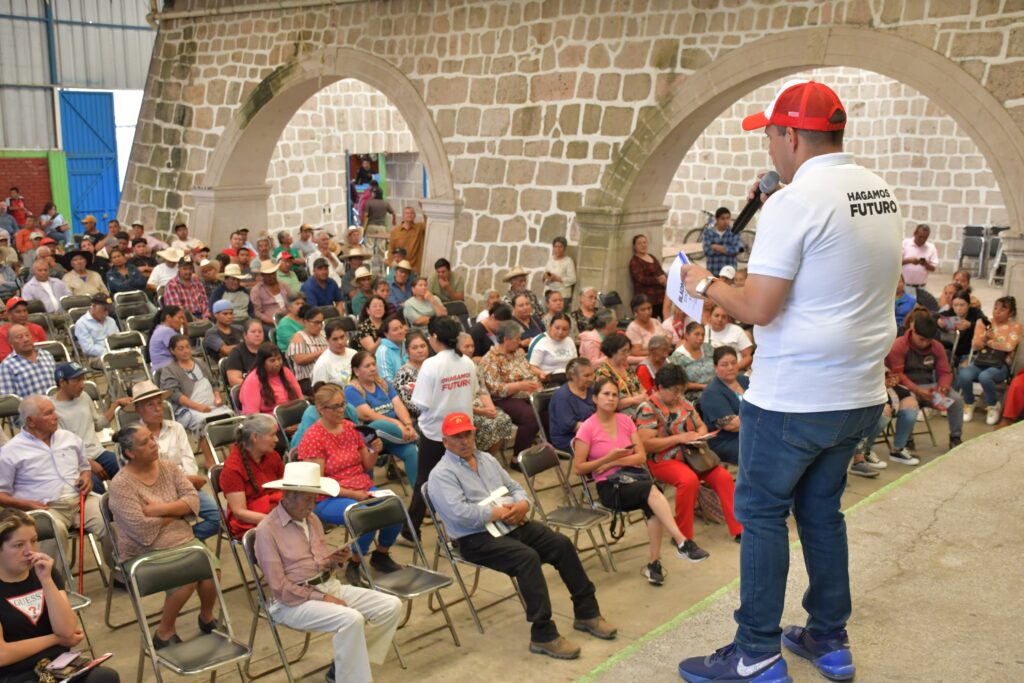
[192,46,459,259]
[577,26,1024,294]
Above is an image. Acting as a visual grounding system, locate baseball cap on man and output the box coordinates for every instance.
[212,300,234,314]
[442,412,476,436]
[742,79,847,132]
[5,297,27,312]
[55,362,88,384]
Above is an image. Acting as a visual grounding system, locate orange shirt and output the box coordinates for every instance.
[388,221,426,273]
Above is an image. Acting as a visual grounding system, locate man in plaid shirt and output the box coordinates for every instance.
[161,258,211,320]
[0,325,57,400]
[702,207,745,276]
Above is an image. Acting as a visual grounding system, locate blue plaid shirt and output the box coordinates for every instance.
[702,228,744,276]
[0,348,57,398]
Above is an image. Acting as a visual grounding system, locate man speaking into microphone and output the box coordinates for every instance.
[676,80,902,683]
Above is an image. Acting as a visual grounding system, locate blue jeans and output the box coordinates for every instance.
[193,489,221,541]
[733,401,883,654]
[955,363,1010,406]
[90,451,120,494]
[365,419,418,485]
[314,487,403,555]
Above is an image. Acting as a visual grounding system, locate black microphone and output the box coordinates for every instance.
[731,171,780,234]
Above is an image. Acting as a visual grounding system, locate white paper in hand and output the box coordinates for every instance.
[666,252,704,323]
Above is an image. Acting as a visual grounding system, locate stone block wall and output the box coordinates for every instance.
[664,66,1007,269]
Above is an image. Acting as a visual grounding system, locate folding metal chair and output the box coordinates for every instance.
[35,340,71,364]
[105,330,146,352]
[229,384,242,413]
[344,495,460,667]
[29,509,96,656]
[186,320,216,376]
[102,348,152,398]
[957,226,986,278]
[27,311,57,337]
[315,305,342,321]
[125,314,155,335]
[518,443,615,572]
[208,465,256,610]
[273,398,310,448]
[204,415,248,465]
[60,294,93,313]
[0,392,18,438]
[422,482,526,634]
[240,530,313,682]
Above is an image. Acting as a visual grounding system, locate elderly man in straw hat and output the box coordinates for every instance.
[502,267,544,319]
[250,260,292,327]
[147,246,182,292]
[255,461,403,683]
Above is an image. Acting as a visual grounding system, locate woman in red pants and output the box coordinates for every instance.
[635,364,743,544]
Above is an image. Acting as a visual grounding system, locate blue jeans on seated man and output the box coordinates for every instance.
[733,401,883,654]
[914,382,963,440]
[192,489,222,541]
[364,418,418,485]
[955,363,1010,406]
[90,451,120,494]
[315,487,403,554]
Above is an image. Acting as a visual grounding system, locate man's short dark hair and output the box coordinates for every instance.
[715,207,731,219]
[115,231,130,240]
[434,258,451,271]
[174,223,188,232]
[131,238,147,247]
[913,315,938,340]
[915,224,930,233]
[490,303,513,321]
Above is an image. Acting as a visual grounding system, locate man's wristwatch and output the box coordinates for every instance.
[695,275,719,298]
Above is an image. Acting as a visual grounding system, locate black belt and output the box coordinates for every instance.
[302,570,332,586]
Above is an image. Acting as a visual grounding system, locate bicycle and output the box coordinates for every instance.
[681,210,756,265]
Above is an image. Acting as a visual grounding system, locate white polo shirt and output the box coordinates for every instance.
[900,237,938,287]
[745,152,902,413]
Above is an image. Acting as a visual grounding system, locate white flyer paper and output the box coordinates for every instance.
[666,252,704,323]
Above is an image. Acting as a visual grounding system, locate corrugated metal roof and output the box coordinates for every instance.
[0,88,55,148]
[0,0,44,18]
[55,24,153,89]
[0,16,51,86]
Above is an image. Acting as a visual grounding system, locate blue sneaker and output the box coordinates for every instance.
[678,643,792,682]
[781,626,854,681]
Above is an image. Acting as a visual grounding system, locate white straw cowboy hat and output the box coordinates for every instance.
[503,267,528,282]
[262,462,340,497]
[156,247,183,263]
[258,261,279,275]
[341,246,370,260]
[130,380,171,404]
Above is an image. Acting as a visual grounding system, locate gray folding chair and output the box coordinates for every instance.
[240,530,314,682]
[422,482,526,634]
[344,495,460,668]
[29,510,95,656]
[518,443,615,572]
[203,416,248,465]
[34,339,71,364]
[102,348,152,398]
[0,392,21,438]
[105,330,147,352]
[208,464,255,608]
[273,398,309,448]
[60,294,93,313]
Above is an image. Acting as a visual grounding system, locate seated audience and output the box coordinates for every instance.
[578,309,618,364]
[387,260,414,308]
[147,305,186,371]
[469,303,511,360]
[0,396,104,541]
[403,276,446,335]
[249,262,292,327]
[219,414,285,538]
[225,319,265,387]
[73,294,119,368]
[848,370,915,476]
[345,351,419,485]
[301,257,345,311]
[628,234,666,315]
[159,334,232,435]
[635,335,671,393]
[894,275,916,331]
[625,294,660,357]
[209,264,254,320]
[670,321,715,402]
[391,331,429,422]
[955,296,1021,425]
[0,326,57,399]
[287,306,328,395]
[427,257,466,304]
[274,293,306,353]
[0,298,47,362]
[105,249,145,296]
[455,333,515,457]
[574,379,708,587]
[594,334,646,414]
[937,289,987,364]
[541,290,578,338]
[479,321,544,458]
[699,346,750,465]
[147,248,181,292]
[635,365,742,548]
[528,312,577,377]
[511,292,545,348]
[205,300,243,360]
[61,249,107,296]
[548,358,596,452]
[297,384,402,585]
[887,316,964,454]
[355,295,388,353]
[374,315,408,383]
[475,289,500,324]
[429,412,616,659]
[254,462,402,683]
[240,343,302,415]
[131,381,220,533]
[53,362,130,494]
[503,267,544,319]
[162,258,209,321]
[0,509,120,683]
[349,267,374,316]
[704,303,753,372]
[107,425,218,650]
[22,259,71,313]
[312,319,358,386]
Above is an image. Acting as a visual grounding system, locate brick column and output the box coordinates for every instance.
[190,184,272,251]
[421,197,464,271]
[575,206,670,300]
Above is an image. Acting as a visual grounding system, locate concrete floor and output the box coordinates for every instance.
[75,277,1012,682]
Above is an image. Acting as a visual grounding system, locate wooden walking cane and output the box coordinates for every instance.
[78,489,85,594]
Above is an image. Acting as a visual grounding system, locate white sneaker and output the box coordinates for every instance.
[986,403,1001,426]
[889,449,920,466]
[864,451,888,469]
[915,410,925,422]
[963,404,975,422]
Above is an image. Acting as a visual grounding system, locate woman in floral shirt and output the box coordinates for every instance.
[355,295,387,354]
[478,321,545,460]
[595,333,646,415]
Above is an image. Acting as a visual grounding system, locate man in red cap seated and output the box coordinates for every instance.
[427,412,617,661]
[0,298,46,361]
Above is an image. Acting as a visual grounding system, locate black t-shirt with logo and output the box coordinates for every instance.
[0,568,66,677]
[904,346,937,386]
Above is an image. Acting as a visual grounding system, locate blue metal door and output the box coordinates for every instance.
[60,91,120,235]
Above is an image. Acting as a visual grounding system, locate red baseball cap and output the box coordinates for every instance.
[5,297,27,312]
[742,80,847,132]
[278,252,294,260]
[442,412,476,436]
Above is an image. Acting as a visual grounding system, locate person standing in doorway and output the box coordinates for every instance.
[676,80,902,683]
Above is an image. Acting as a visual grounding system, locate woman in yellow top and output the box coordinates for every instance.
[955,295,1022,425]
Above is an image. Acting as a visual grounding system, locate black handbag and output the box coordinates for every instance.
[974,346,1008,369]
[605,466,653,540]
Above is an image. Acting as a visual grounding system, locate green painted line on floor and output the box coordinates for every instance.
[574,431,992,683]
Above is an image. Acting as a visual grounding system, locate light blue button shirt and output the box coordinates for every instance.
[73,311,119,358]
[0,428,88,503]
[428,449,530,540]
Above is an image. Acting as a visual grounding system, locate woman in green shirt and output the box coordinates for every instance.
[275,293,306,353]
